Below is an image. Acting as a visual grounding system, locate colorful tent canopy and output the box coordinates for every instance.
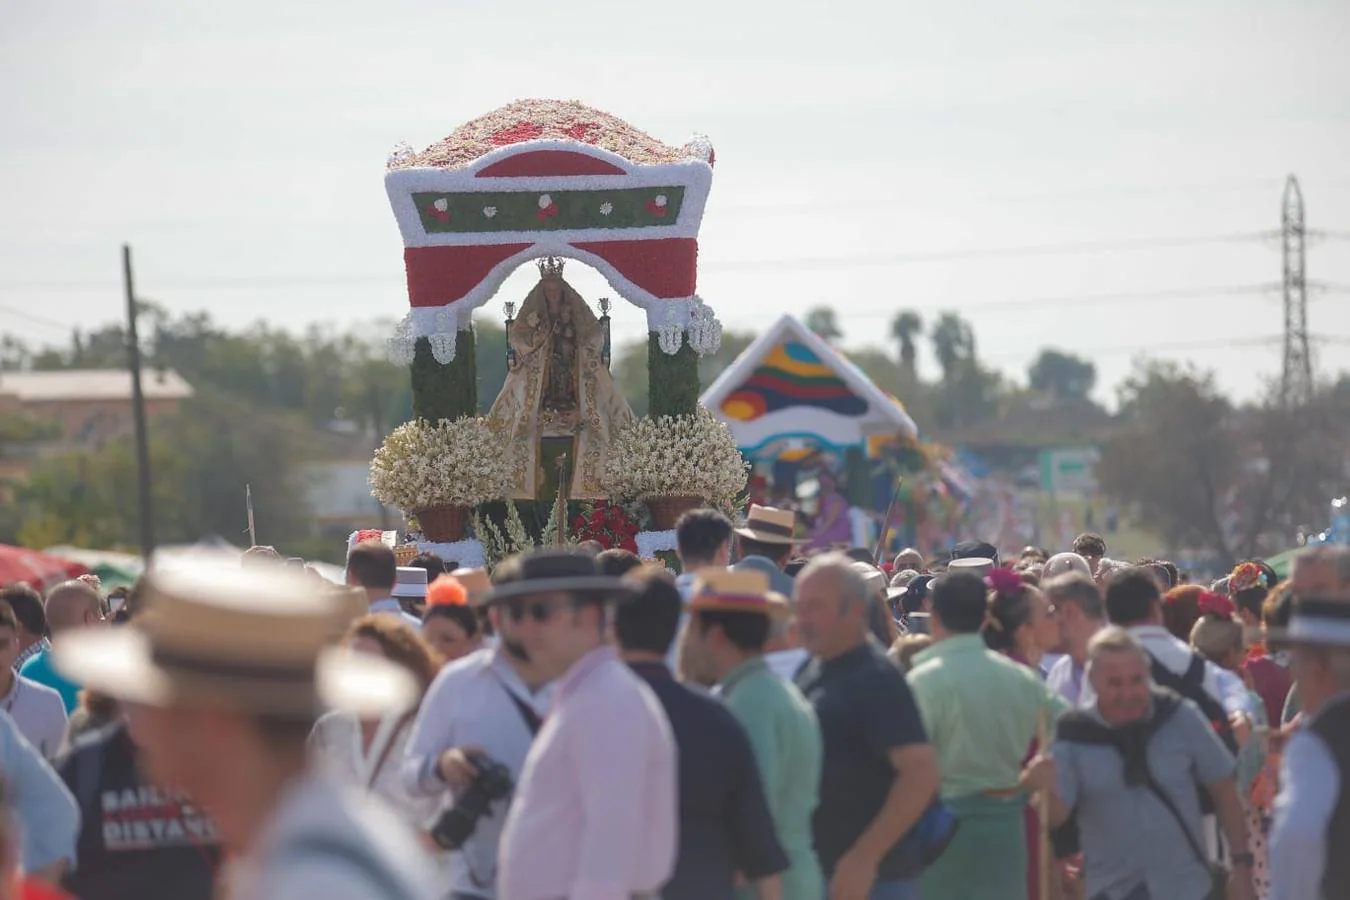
[700,314,917,459]
[0,545,89,590]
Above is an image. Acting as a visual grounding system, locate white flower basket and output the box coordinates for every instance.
[601,408,749,506]
[369,417,514,514]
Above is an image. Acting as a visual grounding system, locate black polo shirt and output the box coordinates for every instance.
[629,661,788,900]
[794,638,928,880]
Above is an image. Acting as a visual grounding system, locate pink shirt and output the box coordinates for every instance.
[498,645,677,900]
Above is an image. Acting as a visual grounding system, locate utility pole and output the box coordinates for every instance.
[123,244,156,559]
[1280,175,1314,407]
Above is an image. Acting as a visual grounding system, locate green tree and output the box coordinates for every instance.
[804,307,842,341]
[930,312,975,381]
[889,311,924,376]
[1028,349,1097,401]
[14,390,316,552]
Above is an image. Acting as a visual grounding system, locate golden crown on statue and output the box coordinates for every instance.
[537,256,565,279]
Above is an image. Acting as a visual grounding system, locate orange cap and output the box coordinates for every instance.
[427,575,468,608]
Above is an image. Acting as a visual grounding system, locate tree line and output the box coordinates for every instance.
[1,301,1344,566]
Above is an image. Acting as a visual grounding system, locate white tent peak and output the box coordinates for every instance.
[700,314,917,456]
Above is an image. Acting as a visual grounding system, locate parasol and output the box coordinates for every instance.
[0,545,90,590]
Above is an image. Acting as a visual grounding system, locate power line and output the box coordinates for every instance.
[775,284,1278,321]
[0,231,1274,294]
[0,303,71,332]
[978,336,1280,363]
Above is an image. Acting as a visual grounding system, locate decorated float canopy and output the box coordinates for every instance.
[701,314,918,461]
[385,99,719,348]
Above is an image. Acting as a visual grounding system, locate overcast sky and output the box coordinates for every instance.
[2,0,1348,406]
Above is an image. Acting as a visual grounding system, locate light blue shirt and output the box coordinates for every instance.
[1269,699,1345,900]
[19,647,81,714]
[368,597,423,630]
[666,574,699,673]
[0,709,79,872]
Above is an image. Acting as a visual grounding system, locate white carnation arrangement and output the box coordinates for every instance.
[602,408,749,504]
[369,417,514,512]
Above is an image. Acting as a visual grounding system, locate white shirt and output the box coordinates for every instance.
[311,711,442,829]
[227,773,439,900]
[1,673,67,758]
[402,647,551,900]
[765,647,810,682]
[1269,693,1347,900]
[1078,625,1254,715]
[368,597,423,630]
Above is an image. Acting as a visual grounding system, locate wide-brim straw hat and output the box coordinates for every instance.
[688,568,790,620]
[52,551,417,718]
[449,567,493,605]
[733,505,798,546]
[1266,547,1350,650]
[482,550,638,604]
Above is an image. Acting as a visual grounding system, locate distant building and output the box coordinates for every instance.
[0,369,193,448]
[304,458,401,541]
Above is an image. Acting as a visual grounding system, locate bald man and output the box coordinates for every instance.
[20,581,104,713]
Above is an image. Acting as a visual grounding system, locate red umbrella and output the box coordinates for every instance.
[0,545,90,591]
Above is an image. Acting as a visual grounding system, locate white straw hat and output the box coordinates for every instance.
[53,551,417,718]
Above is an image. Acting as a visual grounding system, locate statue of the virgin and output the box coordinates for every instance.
[488,257,634,500]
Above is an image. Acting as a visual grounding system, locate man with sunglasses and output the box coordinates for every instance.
[402,561,554,900]
[495,551,678,900]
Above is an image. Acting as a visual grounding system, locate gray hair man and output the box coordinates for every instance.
[1043,574,1107,707]
[1026,627,1254,900]
[792,554,940,900]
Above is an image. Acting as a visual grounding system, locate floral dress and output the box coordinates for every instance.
[1237,688,1273,899]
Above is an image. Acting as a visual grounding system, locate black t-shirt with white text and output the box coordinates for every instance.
[57,721,220,900]
[795,639,929,880]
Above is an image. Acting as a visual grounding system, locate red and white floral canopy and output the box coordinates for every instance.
[385,99,719,350]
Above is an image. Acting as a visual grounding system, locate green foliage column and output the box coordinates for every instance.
[411,330,477,422]
[648,334,699,418]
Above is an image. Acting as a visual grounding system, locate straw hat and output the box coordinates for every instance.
[483,550,638,604]
[1268,547,1350,649]
[733,505,798,546]
[52,552,417,718]
[688,569,790,619]
[449,567,492,604]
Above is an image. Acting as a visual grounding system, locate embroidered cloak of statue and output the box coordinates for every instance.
[488,271,634,500]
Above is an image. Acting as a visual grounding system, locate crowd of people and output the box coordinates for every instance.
[0,507,1346,900]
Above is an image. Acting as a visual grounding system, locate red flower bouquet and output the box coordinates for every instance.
[570,500,642,553]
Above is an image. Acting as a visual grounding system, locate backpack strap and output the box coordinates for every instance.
[1181,654,1206,692]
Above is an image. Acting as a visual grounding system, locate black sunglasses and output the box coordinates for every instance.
[505,598,567,624]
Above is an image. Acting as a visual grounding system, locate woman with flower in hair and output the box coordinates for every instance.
[983,568,1063,900]
[1190,591,1273,899]
[1230,563,1293,727]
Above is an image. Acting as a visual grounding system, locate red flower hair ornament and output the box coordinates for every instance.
[985,567,1023,598]
[1197,591,1236,619]
[1230,562,1268,593]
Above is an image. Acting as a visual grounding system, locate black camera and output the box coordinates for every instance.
[429,752,515,850]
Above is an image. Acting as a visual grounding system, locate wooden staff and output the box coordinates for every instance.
[871,476,904,565]
[1037,706,1052,900]
[554,454,569,548]
[245,484,257,546]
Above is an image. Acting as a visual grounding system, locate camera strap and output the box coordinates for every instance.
[491,670,543,736]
